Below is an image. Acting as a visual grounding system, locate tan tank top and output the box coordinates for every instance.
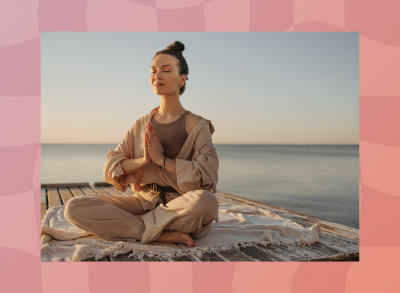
[151,110,191,159]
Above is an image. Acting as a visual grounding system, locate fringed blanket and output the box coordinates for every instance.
[41,198,321,262]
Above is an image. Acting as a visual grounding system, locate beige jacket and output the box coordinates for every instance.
[103,106,219,210]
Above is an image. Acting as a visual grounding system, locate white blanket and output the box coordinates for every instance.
[41,198,321,262]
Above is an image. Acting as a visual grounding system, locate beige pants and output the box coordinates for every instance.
[64,189,219,244]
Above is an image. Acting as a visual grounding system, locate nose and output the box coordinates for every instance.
[155,71,163,80]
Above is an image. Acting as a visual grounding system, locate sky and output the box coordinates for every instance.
[41,32,359,144]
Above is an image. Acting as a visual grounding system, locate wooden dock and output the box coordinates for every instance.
[41,182,359,262]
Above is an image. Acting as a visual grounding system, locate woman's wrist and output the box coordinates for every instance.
[142,157,151,166]
[157,156,166,167]
[120,157,149,175]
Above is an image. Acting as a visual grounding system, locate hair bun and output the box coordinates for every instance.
[166,41,185,55]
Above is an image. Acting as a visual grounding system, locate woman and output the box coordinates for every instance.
[64,41,220,247]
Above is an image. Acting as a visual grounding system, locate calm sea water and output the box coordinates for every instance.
[41,144,359,229]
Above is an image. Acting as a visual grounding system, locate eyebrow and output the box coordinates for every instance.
[150,64,172,68]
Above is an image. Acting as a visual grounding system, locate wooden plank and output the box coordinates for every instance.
[81,186,98,195]
[93,184,150,198]
[41,188,47,220]
[94,186,130,198]
[318,232,359,251]
[101,186,125,196]
[69,187,85,197]
[237,246,278,261]
[262,232,359,262]
[246,246,299,261]
[309,251,359,261]
[336,255,359,261]
[279,244,327,260]
[314,220,360,234]
[198,252,224,262]
[47,188,62,208]
[281,243,333,260]
[307,242,348,257]
[92,186,110,194]
[318,237,359,255]
[207,242,358,262]
[41,182,90,188]
[215,196,233,205]
[264,243,330,261]
[58,187,74,205]
[216,192,359,240]
[256,244,309,261]
[94,181,113,186]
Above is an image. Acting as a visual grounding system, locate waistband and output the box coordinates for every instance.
[146,183,179,207]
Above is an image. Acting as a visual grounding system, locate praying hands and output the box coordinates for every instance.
[145,123,165,167]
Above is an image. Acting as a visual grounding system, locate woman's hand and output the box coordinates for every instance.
[143,129,152,165]
[145,123,165,166]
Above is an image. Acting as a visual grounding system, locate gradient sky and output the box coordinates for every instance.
[41,32,359,144]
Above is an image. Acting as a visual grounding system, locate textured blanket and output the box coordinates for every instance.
[40,198,321,262]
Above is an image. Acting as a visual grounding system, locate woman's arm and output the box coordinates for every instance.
[119,157,149,177]
[152,157,177,174]
[104,123,141,191]
[119,131,153,176]
[175,122,219,193]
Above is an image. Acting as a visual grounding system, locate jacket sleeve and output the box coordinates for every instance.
[175,122,219,193]
[103,126,134,193]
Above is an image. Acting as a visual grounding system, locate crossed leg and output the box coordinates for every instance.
[140,189,220,245]
[64,189,219,246]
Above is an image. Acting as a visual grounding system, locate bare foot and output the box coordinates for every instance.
[156,231,197,247]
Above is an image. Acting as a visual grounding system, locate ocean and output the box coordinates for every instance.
[41,144,359,229]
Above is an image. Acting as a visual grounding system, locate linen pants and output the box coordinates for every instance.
[64,189,219,244]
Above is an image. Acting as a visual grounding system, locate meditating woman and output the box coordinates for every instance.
[64,41,220,247]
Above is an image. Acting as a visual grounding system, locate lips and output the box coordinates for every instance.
[155,83,164,86]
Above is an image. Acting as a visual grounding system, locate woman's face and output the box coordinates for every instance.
[150,54,184,95]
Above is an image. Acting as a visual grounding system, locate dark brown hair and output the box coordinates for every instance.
[152,41,189,95]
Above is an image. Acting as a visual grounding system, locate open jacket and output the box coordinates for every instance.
[103,106,219,210]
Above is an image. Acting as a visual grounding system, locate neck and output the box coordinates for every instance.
[157,95,184,118]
